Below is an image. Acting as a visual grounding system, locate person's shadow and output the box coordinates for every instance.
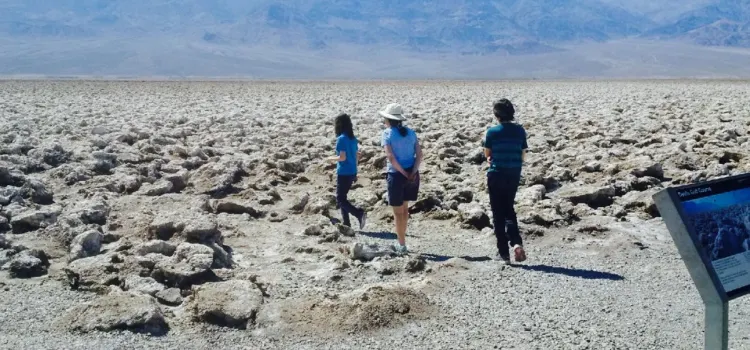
[421,253,492,262]
[420,254,624,281]
[513,264,624,281]
[359,231,423,240]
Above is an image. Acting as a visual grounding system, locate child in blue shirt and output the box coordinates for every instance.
[328,113,367,229]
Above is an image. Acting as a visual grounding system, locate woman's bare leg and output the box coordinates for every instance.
[393,203,408,246]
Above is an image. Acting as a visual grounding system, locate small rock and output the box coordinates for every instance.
[69,230,104,261]
[8,249,50,278]
[404,256,426,273]
[302,225,323,236]
[290,193,310,213]
[337,224,356,237]
[156,288,184,306]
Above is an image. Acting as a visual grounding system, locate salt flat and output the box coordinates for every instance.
[1,80,750,349]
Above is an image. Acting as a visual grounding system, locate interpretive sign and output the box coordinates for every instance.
[653,172,750,350]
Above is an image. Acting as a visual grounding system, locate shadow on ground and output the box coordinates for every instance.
[359,231,423,240]
[420,253,492,262]
[514,264,625,281]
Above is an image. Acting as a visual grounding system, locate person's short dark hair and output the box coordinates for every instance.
[493,99,515,122]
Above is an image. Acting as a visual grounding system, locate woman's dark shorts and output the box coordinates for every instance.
[386,168,420,207]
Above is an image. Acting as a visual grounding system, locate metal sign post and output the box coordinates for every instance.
[653,173,750,350]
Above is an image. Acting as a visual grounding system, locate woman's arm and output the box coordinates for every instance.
[409,140,423,180]
[327,151,346,163]
[385,145,409,177]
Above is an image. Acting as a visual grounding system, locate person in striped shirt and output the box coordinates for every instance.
[483,98,528,265]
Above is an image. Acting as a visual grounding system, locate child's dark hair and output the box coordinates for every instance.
[493,98,515,122]
[387,119,408,137]
[334,113,355,139]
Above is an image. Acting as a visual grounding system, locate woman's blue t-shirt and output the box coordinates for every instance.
[381,127,417,173]
[336,134,358,176]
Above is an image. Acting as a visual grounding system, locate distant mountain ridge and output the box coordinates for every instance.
[2,1,749,52]
[0,1,749,77]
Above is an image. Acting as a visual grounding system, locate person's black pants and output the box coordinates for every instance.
[487,170,522,257]
[336,175,363,227]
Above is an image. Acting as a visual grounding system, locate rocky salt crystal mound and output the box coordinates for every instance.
[0,81,749,348]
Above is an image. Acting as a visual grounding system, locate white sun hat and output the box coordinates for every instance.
[378,103,407,121]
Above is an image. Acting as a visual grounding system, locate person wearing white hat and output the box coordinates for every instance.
[379,103,422,255]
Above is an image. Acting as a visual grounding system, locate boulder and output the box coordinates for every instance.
[465,149,486,165]
[64,254,120,292]
[155,288,184,306]
[107,174,143,194]
[458,203,491,230]
[553,184,616,209]
[69,230,104,261]
[516,185,546,205]
[20,179,54,204]
[289,193,310,213]
[182,220,221,244]
[63,199,110,227]
[10,208,59,234]
[123,275,166,296]
[351,243,395,262]
[7,249,50,278]
[189,280,264,329]
[173,243,214,270]
[135,240,177,257]
[151,243,220,289]
[0,216,9,233]
[306,194,337,215]
[61,291,169,335]
[139,180,174,196]
[212,200,265,218]
[189,160,245,195]
[278,159,306,174]
[302,224,323,236]
[0,166,26,187]
[617,189,660,219]
[618,157,665,179]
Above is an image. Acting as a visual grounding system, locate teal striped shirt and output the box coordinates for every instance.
[484,123,527,173]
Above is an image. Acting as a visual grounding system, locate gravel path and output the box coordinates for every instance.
[3,218,750,349]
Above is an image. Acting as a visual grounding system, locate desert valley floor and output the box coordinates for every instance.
[2,80,750,349]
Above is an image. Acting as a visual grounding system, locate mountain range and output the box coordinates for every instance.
[1,0,749,78]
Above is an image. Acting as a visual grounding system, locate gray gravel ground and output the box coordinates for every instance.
[4,217,750,350]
